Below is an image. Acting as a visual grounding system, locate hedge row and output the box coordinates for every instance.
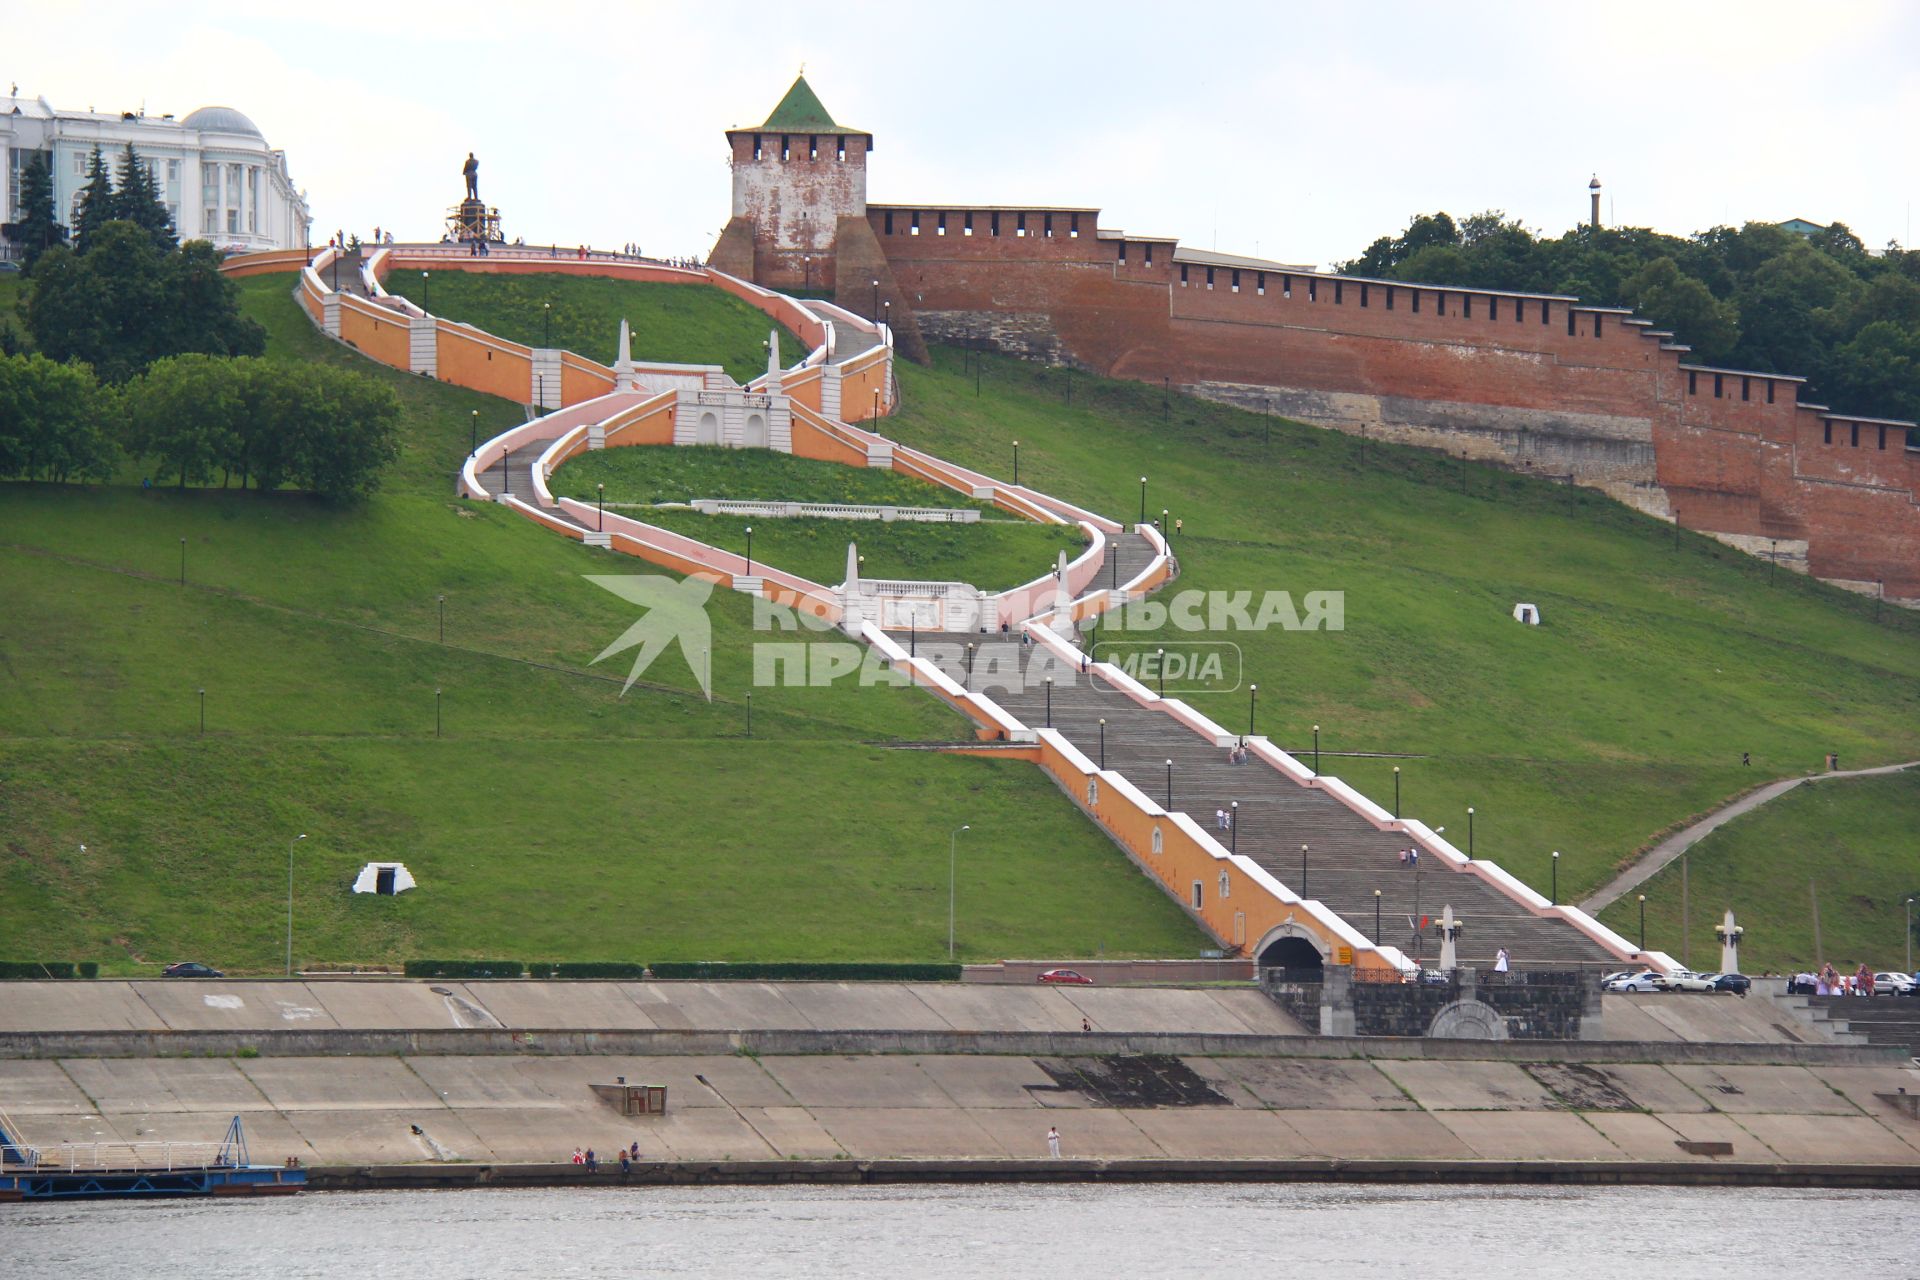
[402,961,965,982]
[0,961,99,979]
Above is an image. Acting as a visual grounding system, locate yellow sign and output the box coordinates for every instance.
[1335,946,1354,965]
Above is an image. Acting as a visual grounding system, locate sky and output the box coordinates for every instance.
[11,0,1918,267]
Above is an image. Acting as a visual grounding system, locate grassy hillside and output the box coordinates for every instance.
[0,273,1210,972]
[382,270,799,382]
[551,444,998,511]
[884,348,1920,928]
[1596,768,1920,973]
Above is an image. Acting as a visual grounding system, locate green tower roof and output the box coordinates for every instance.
[757,76,865,136]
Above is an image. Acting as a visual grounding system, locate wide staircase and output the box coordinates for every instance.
[1803,996,1920,1058]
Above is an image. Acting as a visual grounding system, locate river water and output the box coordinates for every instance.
[5,1184,1916,1278]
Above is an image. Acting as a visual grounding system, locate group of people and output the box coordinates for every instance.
[570,1141,643,1172]
[1225,742,1250,764]
[1212,807,1234,832]
[1397,846,1421,867]
[1791,962,1883,995]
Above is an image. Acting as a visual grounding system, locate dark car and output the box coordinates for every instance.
[1709,972,1750,995]
[162,962,223,978]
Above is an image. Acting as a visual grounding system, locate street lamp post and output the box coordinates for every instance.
[1312,724,1320,775]
[965,642,975,689]
[180,537,187,586]
[1638,893,1648,952]
[1551,851,1560,904]
[286,833,307,976]
[1164,759,1173,809]
[198,688,206,735]
[1300,844,1309,898]
[871,279,879,320]
[948,824,970,959]
[1139,477,1147,527]
[435,688,442,738]
[746,691,753,738]
[1012,440,1020,486]
[1392,766,1401,818]
[1907,897,1914,972]
[421,270,429,311]
[597,484,605,532]
[1230,801,1239,853]
[883,300,891,335]
[1044,676,1053,727]
[543,302,551,347]
[1374,888,1382,941]
[1467,807,1475,858]
[1098,718,1106,770]
[1156,647,1165,697]
[437,594,446,643]
[744,526,753,576]
[470,410,478,460]
[1161,508,1169,534]
[1247,683,1257,742]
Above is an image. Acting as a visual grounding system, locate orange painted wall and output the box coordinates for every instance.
[561,357,615,406]
[219,249,316,278]
[604,404,675,446]
[438,325,532,402]
[789,413,869,466]
[782,367,824,412]
[339,302,410,369]
[839,357,888,422]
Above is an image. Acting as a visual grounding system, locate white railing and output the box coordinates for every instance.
[687,499,980,523]
[31,1140,229,1172]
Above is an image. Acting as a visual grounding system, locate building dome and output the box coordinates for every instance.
[182,105,264,138]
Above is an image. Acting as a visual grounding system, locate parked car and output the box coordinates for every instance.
[1036,968,1093,985]
[1872,972,1916,995]
[1654,969,1717,992]
[162,961,223,978]
[1705,972,1751,995]
[1604,970,1660,993]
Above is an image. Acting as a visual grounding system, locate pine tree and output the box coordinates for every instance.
[12,151,67,270]
[72,146,116,253]
[113,142,175,250]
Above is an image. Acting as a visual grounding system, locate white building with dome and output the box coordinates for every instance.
[1,93,310,260]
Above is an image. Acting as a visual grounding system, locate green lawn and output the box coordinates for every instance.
[552,443,996,511]
[885,348,1920,919]
[0,273,1210,972]
[1595,769,1920,973]
[382,270,801,383]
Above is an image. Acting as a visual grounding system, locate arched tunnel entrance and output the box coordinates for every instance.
[1257,935,1325,978]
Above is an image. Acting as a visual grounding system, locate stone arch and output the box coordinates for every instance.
[743,411,769,448]
[696,410,720,445]
[1254,926,1326,976]
[1427,999,1509,1040]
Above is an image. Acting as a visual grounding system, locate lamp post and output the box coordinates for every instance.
[1098,718,1106,770]
[1770,538,1778,587]
[1247,683,1257,742]
[1162,375,1169,421]
[883,300,890,335]
[543,302,551,347]
[1637,893,1647,952]
[1139,477,1147,526]
[871,278,879,320]
[421,270,429,311]
[285,833,307,976]
[180,537,187,586]
[1374,888,1382,941]
[1392,765,1401,818]
[948,824,970,959]
[1156,647,1165,697]
[1230,801,1239,853]
[1312,724,1320,775]
[437,594,446,643]
[1044,676,1053,727]
[1012,440,1020,486]
[1467,807,1475,858]
[1907,897,1914,973]
[965,642,975,689]
[1161,507,1169,534]
[597,483,605,532]
[435,688,442,738]
[1164,758,1173,809]
[744,526,753,576]
[198,688,206,735]
[746,691,753,738]
[1551,850,1560,904]
[470,410,478,460]
[1300,844,1309,898]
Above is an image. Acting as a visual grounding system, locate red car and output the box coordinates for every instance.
[1037,968,1093,985]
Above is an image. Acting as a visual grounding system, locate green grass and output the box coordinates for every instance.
[551,443,997,511]
[629,510,1086,593]
[0,273,1211,971]
[1596,768,1920,972]
[885,348,1920,906]
[383,270,801,382]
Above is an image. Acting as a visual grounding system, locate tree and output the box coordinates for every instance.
[112,142,176,251]
[72,147,117,254]
[1624,258,1740,364]
[169,240,265,361]
[10,151,67,270]
[0,353,117,482]
[120,354,238,488]
[1825,321,1920,423]
[291,364,401,500]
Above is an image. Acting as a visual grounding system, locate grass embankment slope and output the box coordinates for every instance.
[883,349,1920,959]
[0,273,1209,972]
[1597,768,1920,973]
[383,270,797,384]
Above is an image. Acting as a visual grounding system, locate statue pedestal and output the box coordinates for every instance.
[448,197,502,243]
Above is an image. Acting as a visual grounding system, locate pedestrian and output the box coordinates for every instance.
[1081,1017,1091,1032]
[619,1149,631,1175]
[1494,947,1510,973]
[1046,1126,1062,1158]
[571,1147,584,1165]
[1175,518,1183,538]
[1741,751,1750,767]
[585,1147,597,1172]
[629,1140,639,1161]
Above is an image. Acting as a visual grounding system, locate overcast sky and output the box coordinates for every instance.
[14,0,1918,267]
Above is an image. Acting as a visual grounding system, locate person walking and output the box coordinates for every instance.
[1494,947,1510,973]
[1046,1126,1062,1158]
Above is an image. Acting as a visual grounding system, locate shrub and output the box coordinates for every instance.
[0,960,79,979]
[549,962,651,980]
[645,962,961,982]
[77,962,98,979]
[403,959,524,979]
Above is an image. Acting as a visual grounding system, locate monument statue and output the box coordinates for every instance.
[462,152,479,201]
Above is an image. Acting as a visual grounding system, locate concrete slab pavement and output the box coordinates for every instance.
[238,1056,441,1111]
[0,1060,95,1112]
[1058,986,1267,1034]
[810,1107,1009,1159]
[1281,1110,1477,1160]
[907,984,1087,1033]
[912,1055,1053,1108]
[621,982,806,1030]
[759,1055,956,1109]
[1207,1057,1413,1111]
[970,1108,1162,1160]
[59,1057,269,1115]
[1666,1064,1858,1114]
[1436,1111,1623,1161]
[1205,989,1310,1035]
[129,981,339,1031]
[282,1108,491,1164]
[1734,1114,1920,1164]
[778,983,952,1031]
[1376,1060,1557,1111]
[305,982,476,1030]
[452,982,662,1030]
[1123,1108,1315,1160]
[0,983,162,1032]
[736,1106,841,1158]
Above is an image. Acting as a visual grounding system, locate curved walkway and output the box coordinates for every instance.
[1581,759,1920,914]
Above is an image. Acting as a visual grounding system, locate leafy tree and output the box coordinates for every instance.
[1826,321,1920,423]
[10,151,67,270]
[1731,243,1859,376]
[112,142,176,251]
[0,352,117,482]
[121,353,237,488]
[169,239,266,361]
[1624,258,1739,363]
[291,364,402,500]
[71,147,117,254]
